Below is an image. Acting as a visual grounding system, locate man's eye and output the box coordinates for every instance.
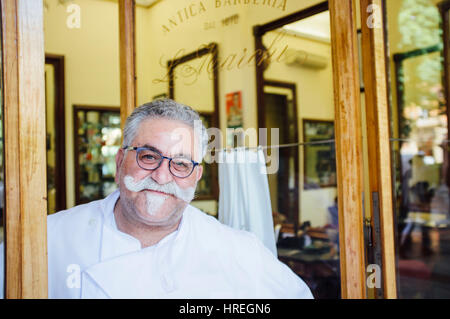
[142,154,156,160]
[174,161,188,168]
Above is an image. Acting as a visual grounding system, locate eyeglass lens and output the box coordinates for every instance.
[137,148,194,177]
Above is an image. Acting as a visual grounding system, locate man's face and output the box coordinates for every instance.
[115,118,203,227]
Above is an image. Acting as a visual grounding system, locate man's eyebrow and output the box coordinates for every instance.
[140,144,192,159]
[140,144,161,153]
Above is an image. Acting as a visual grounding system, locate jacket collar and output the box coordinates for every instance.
[98,189,190,262]
[83,190,192,298]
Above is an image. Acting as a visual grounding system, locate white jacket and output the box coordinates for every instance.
[2,190,313,299]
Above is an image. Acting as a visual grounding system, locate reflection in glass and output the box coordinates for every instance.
[262,10,341,299]
[167,44,219,216]
[387,0,450,298]
[303,120,336,189]
[44,0,120,211]
[74,107,121,205]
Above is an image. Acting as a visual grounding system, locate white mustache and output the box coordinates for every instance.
[123,175,195,203]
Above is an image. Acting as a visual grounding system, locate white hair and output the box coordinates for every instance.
[122,99,209,161]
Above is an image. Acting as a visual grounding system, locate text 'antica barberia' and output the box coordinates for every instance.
[162,0,288,34]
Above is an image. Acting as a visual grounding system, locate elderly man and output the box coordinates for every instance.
[3,99,313,299]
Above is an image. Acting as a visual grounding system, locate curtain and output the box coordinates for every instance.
[218,148,277,256]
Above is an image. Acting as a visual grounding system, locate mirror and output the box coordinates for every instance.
[168,43,220,215]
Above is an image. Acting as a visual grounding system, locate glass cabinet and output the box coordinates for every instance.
[74,106,121,205]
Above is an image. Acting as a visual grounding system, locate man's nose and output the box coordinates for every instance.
[150,157,174,185]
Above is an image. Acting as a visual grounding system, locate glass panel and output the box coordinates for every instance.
[75,108,121,204]
[386,0,450,298]
[44,0,120,210]
[135,1,340,298]
[262,11,341,299]
[170,45,219,216]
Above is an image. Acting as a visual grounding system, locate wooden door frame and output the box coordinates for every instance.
[1,0,48,298]
[119,0,136,127]
[45,54,66,213]
[360,0,397,299]
[329,0,367,298]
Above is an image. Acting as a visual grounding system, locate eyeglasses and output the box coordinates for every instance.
[123,146,199,178]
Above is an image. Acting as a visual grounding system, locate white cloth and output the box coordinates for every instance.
[218,149,277,256]
[0,190,312,298]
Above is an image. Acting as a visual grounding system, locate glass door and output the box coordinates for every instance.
[0,0,389,298]
[134,0,371,298]
[257,8,341,298]
[385,0,450,298]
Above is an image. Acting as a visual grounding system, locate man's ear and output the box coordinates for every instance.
[115,148,125,184]
[195,164,203,182]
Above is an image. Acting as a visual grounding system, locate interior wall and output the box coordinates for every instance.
[44,0,147,208]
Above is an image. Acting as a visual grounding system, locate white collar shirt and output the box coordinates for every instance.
[43,190,313,299]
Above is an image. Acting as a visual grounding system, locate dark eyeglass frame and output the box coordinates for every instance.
[123,146,200,179]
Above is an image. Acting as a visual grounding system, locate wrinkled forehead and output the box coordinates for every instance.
[132,118,201,161]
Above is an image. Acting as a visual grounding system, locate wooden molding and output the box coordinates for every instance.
[329,0,367,299]
[360,0,397,299]
[45,54,67,213]
[2,0,48,298]
[119,0,136,128]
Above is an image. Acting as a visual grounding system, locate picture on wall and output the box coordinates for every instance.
[226,91,243,128]
[303,119,337,189]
